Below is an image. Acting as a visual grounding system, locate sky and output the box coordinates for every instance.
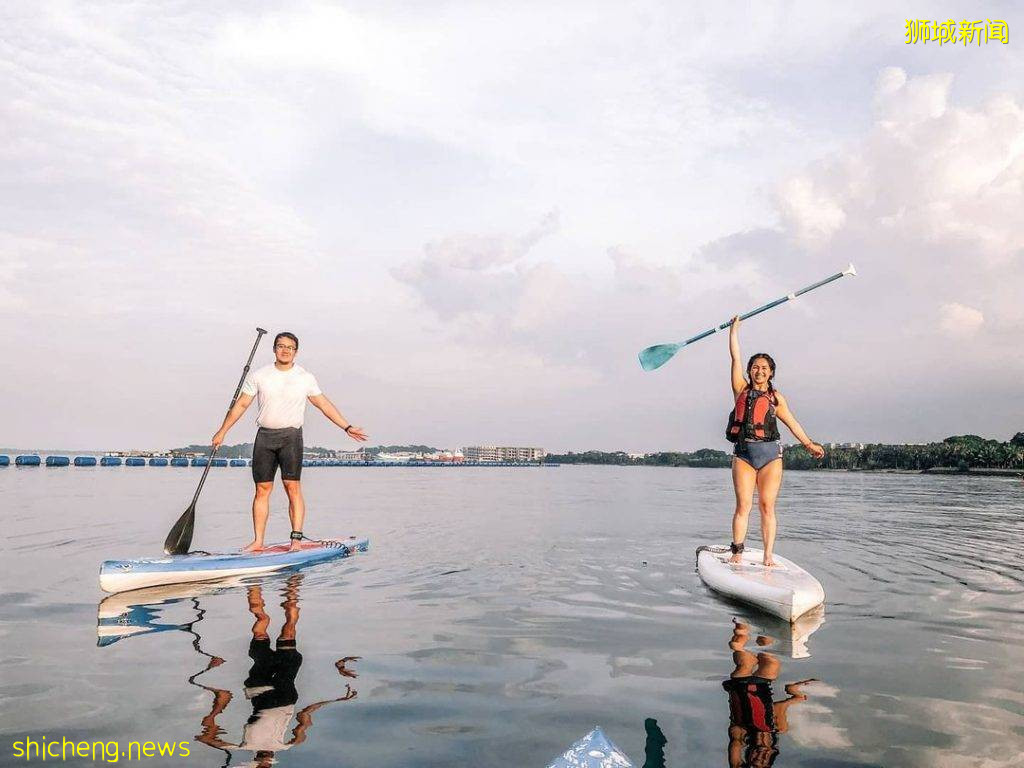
[2,1,1023,453]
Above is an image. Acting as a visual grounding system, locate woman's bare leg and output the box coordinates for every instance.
[756,459,783,566]
[731,458,756,563]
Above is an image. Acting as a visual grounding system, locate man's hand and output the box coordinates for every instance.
[345,426,369,442]
[212,430,227,449]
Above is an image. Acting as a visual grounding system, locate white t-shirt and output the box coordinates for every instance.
[237,704,296,752]
[242,364,322,429]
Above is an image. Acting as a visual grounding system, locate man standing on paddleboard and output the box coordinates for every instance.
[211,332,368,551]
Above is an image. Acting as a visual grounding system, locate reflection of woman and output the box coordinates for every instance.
[727,316,824,566]
[722,619,815,768]
[194,576,358,767]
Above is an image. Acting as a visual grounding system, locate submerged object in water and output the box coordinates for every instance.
[99,536,369,593]
[697,545,825,622]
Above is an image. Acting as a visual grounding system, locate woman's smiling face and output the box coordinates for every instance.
[748,356,774,386]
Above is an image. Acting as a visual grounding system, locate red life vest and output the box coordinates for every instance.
[726,387,780,443]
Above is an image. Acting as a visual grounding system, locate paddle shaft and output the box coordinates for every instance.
[187,328,267,506]
[677,267,852,348]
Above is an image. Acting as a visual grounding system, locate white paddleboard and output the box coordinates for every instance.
[697,545,825,622]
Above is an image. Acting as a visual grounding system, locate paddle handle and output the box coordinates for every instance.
[681,264,856,348]
[189,327,267,507]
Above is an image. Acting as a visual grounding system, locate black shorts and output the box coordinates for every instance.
[245,638,302,711]
[252,427,303,483]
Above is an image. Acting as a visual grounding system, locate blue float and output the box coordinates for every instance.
[230,458,247,467]
[101,456,122,467]
[191,458,208,467]
[74,456,97,466]
[46,455,71,467]
[0,455,9,467]
[149,457,169,467]
[16,455,41,466]
[124,457,145,466]
[170,457,189,467]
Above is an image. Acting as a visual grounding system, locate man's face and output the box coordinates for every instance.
[274,338,297,364]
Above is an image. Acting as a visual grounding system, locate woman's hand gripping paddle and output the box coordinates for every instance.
[163,328,267,555]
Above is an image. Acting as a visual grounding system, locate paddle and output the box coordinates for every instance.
[163,327,268,555]
[638,263,857,371]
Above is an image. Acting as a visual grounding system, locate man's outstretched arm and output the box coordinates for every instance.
[308,394,368,441]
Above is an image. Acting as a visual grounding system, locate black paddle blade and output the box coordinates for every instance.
[163,505,195,555]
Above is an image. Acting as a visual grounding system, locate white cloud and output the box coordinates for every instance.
[940,302,985,338]
[778,67,1024,268]
[2,5,1023,449]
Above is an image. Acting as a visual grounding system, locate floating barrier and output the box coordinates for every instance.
[16,455,41,466]
[230,459,247,467]
[101,457,122,467]
[149,457,169,467]
[75,456,97,466]
[211,458,228,467]
[125,457,145,467]
[0,455,9,467]
[46,455,71,467]
[170,457,189,467]
[191,458,208,467]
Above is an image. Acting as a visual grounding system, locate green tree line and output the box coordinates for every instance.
[545,433,1024,471]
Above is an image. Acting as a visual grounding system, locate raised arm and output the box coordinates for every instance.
[308,394,368,442]
[729,316,746,397]
[774,393,825,458]
[212,393,254,448]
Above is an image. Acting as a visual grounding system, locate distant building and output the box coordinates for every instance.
[463,446,545,463]
[335,451,368,462]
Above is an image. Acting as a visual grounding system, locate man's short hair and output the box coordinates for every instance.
[274,331,299,350]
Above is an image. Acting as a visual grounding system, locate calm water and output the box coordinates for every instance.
[1,466,1022,767]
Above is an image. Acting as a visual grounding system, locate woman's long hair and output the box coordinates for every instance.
[746,353,777,397]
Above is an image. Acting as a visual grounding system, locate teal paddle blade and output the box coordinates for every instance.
[638,343,680,371]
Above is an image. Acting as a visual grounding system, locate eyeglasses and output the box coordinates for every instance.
[275,344,297,352]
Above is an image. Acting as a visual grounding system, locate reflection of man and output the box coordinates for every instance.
[195,576,358,767]
[722,619,816,768]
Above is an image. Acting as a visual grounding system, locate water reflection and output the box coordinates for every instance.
[97,578,244,647]
[96,574,359,767]
[722,618,820,768]
[642,717,667,768]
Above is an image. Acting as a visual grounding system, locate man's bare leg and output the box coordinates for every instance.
[243,482,274,552]
[283,479,306,551]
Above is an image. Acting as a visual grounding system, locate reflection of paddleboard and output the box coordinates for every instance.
[99,536,369,593]
[697,545,825,622]
[730,605,826,659]
[96,577,247,646]
[546,727,634,768]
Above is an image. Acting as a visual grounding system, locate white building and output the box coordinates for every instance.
[463,446,545,463]
[335,451,368,462]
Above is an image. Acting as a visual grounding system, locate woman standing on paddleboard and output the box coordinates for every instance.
[726,316,824,567]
